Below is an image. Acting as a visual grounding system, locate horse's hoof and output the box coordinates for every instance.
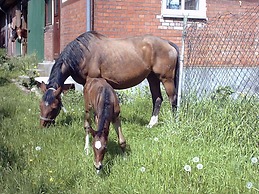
[147,115,158,128]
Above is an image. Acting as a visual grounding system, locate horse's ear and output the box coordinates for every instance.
[40,82,47,92]
[88,127,96,137]
[53,87,62,97]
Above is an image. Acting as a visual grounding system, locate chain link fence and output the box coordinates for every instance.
[182,6,259,102]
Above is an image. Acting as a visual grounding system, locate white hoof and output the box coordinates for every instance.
[147,115,158,128]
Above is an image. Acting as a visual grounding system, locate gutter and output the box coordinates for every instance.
[86,0,92,31]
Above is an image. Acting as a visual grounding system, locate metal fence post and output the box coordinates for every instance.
[177,15,188,109]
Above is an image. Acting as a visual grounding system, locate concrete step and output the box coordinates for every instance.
[37,61,55,77]
[34,76,83,91]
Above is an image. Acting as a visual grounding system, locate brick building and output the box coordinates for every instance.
[0,0,258,61]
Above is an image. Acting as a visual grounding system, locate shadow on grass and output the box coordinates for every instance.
[0,143,25,171]
[120,115,149,127]
[59,115,74,126]
[97,139,131,178]
[0,77,10,86]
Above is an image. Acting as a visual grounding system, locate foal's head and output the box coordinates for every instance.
[89,128,109,172]
[39,83,62,127]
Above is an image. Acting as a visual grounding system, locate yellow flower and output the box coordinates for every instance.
[49,177,54,182]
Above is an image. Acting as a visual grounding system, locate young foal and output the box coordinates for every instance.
[83,77,126,172]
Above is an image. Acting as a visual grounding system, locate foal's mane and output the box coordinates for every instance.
[47,31,105,90]
[96,87,112,137]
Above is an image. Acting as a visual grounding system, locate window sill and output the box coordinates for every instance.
[162,14,207,20]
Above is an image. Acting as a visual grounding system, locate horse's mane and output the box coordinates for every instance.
[96,87,112,137]
[47,31,105,89]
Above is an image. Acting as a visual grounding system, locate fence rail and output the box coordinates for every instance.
[182,6,259,101]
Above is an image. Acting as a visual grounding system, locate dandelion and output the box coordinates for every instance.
[251,157,258,164]
[246,182,253,189]
[154,137,159,142]
[49,177,54,182]
[184,165,191,172]
[140,166,146,173]
[35,146,41,151]
[197,163,203,170]
[192,156,200,163]
[29,159,33,162]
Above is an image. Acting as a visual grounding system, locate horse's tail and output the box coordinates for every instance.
[96,88,112,136]
[168,41,180,108]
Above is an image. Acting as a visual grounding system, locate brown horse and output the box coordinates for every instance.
[40,31,179,128]
[11,25,27,42]
[83,77,126,172]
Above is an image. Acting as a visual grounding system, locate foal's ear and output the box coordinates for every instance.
[88,127,97,137]
[40,82,47,92]
[53,87,62,97]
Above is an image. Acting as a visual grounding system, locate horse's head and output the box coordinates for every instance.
[40,82,62,127]
[11,26,18,42]
[91,131,108,172]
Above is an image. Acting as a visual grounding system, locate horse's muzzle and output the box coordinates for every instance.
[94,161,102,173]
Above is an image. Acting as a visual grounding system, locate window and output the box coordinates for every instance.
[162,0,206,19]
[45,0,53,25]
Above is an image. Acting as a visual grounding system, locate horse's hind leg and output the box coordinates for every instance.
[113,117,126,152]
[162,79,177,110]
[147,72,163,128]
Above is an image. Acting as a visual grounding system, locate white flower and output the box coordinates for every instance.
[192,156,200,163]
[154,137,159,142]
[140,166,146,173]
[197,163,203,170]
[184,165,191,172]
[35,146,41,151]
[246,182,253,189]
[251,157,258,164]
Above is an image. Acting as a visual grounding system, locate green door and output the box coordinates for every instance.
[27,0,44,61]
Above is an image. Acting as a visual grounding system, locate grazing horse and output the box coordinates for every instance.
[40,31,179,128]
[83,77,126,172]
[11,25,28,42]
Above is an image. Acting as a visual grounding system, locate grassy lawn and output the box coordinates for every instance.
[0,54,259,193]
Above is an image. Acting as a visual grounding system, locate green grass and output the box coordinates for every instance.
[0,58,259,193]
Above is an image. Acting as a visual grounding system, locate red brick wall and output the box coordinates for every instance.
[43,0,258,61]
[60,0,87,51]
[44,25,54,61]
[93,0,258,48]
[93,0,182,45]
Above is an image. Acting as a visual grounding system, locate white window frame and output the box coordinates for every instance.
[161,0,207,19]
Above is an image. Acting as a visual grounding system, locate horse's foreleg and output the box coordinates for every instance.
[113,117,126,152]
[147,73,163,128]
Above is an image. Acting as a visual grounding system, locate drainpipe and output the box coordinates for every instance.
[86,0,92,31]
[0,6,8,51]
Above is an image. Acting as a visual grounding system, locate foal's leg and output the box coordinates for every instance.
[147,73,163,128]
[113,117,126,152]
[84,111,91,155]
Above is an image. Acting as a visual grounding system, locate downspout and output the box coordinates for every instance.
[0,6,8,51]
[86,0,92,31]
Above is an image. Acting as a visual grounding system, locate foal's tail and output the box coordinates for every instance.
[168,41,180,108]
